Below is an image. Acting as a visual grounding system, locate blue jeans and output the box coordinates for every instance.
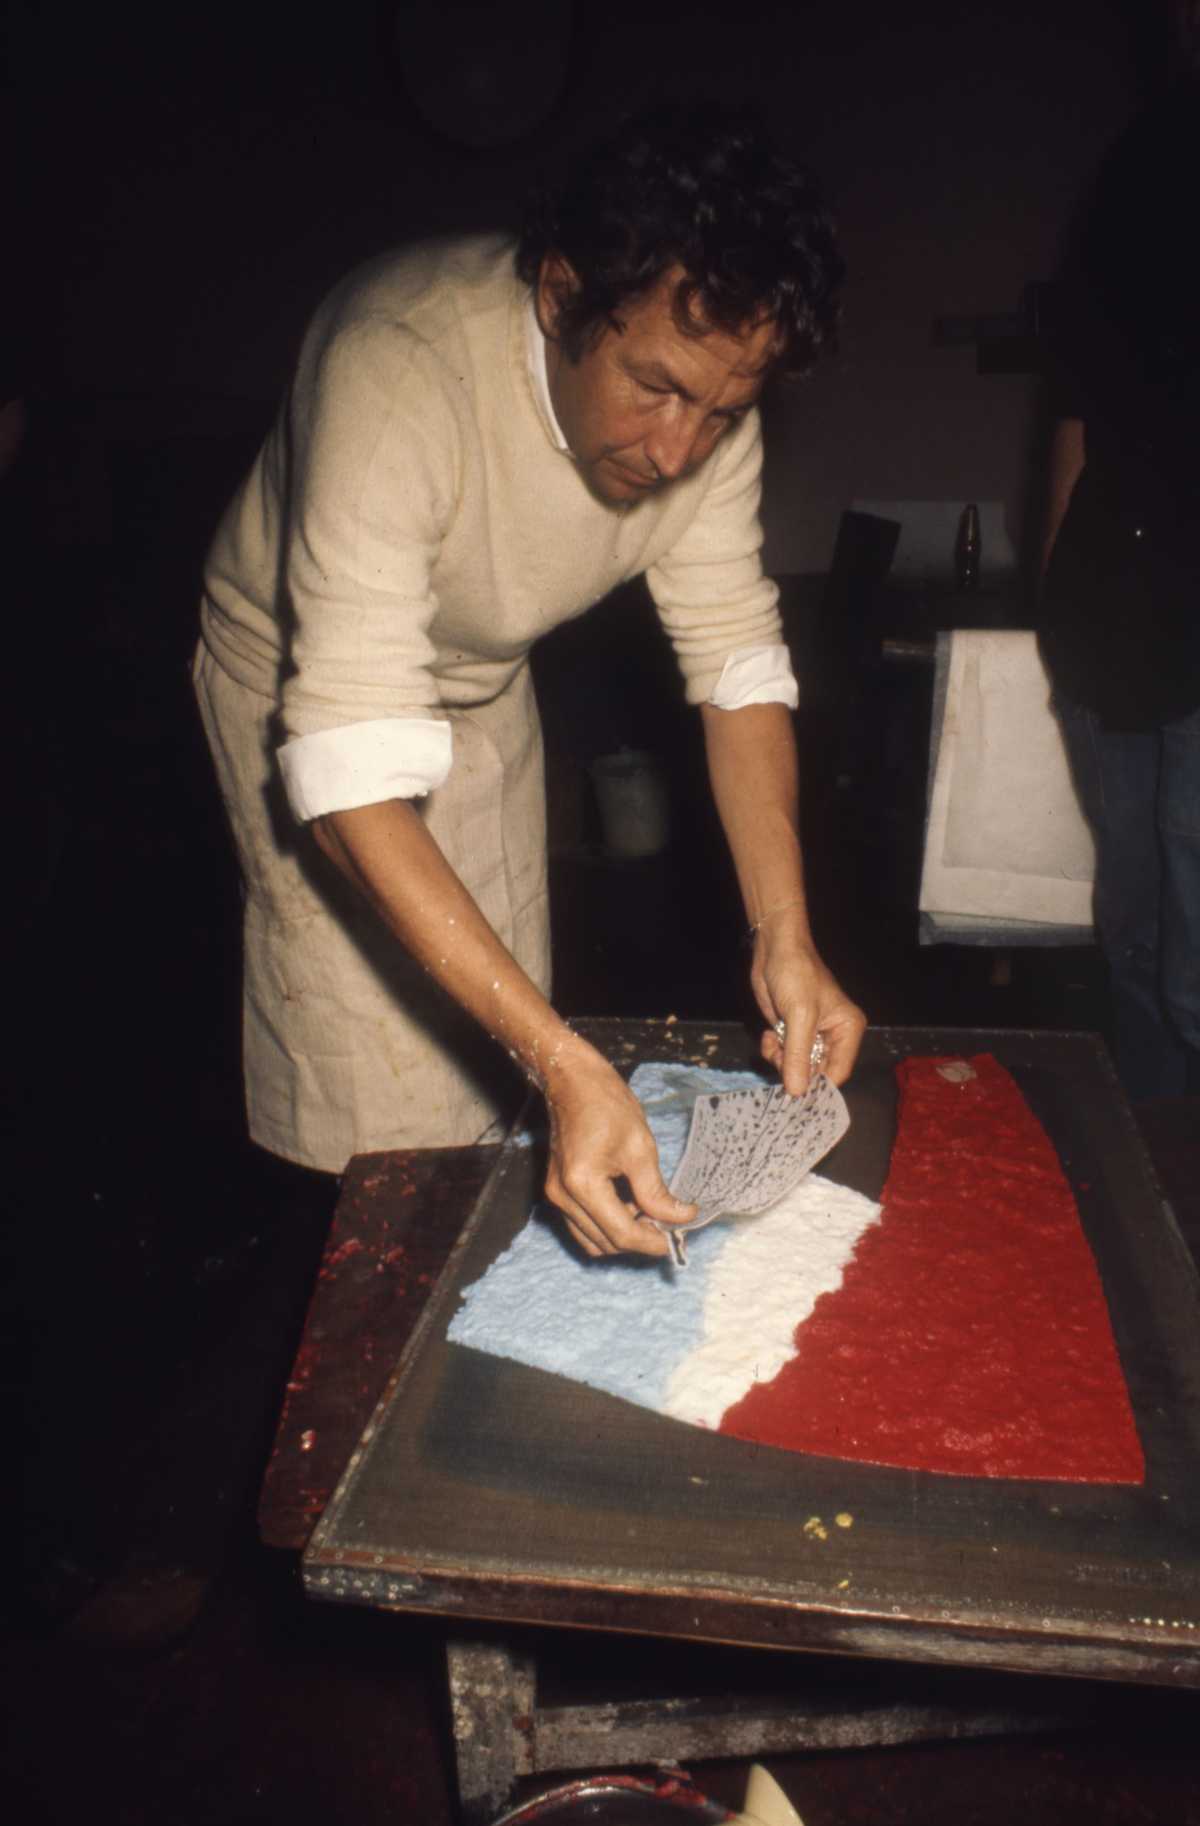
[1056,697,1200,1099]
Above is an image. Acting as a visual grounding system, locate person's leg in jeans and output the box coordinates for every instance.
[1158,702,1200,1093]
[1056,697,1189,1099]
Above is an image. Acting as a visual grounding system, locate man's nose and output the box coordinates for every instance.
[645,401,706,480]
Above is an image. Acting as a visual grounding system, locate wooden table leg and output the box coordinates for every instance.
[447,1637,536,1822]
[444,1628,1078,1824]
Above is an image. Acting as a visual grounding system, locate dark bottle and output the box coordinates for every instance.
[955,502,981,592]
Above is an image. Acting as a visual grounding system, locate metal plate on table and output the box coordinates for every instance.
[304,1024,1200,1687]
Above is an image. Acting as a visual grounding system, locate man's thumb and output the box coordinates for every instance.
[632,1172,695,1226]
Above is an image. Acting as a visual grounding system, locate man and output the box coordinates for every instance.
[1037,49,1200,1102]
[194,104,866,1258]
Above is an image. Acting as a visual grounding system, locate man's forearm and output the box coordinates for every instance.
[700,699,809,935]
[700,698,866,1089]
[312,798,571,1085]
[311,795,689,1256]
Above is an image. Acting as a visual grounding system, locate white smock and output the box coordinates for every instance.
[194,236,792,1170]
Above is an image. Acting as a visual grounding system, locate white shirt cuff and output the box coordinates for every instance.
[708,642,799,711]
[277,718,453,822]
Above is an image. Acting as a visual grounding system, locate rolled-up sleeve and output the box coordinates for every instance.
[708,641,799,710]
[276,314,464,815]
[646,412,784,705]
[278,717,453,821]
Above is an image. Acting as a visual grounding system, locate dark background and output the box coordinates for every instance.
[4,3,1197,1821]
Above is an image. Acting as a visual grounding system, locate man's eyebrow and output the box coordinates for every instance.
[630,358,697,399]
[629,357,759,410]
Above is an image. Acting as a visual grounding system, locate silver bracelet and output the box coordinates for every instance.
[746,894,806,941]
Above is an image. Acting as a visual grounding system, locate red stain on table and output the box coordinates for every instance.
[259,1144,500,1549]
[720,1055,1145,1483]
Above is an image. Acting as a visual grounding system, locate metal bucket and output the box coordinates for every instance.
[589,749,671,858]
[490,1771,729,1823]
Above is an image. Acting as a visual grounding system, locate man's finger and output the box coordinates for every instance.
[547,1178,614,1256]
[604,1199,673,1257]
[563,1217,604,1258]
[777,1017,818,1097]
[821,1008,867,1086]
[626,1167,695,1233]
[555,1174,673,1257]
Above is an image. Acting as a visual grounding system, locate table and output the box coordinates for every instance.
[262,1020,1200,1819]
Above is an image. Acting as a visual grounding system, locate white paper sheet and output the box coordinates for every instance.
[919,630,1095,926]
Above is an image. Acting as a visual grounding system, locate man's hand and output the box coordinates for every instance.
[753,921,866,1096]
[541,1040,695,1258]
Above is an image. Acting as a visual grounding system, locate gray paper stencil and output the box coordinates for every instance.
[660,1075,850,1264]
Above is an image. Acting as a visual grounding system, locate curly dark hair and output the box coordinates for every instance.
[516,103,843,379]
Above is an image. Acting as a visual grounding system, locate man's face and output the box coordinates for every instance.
[537,257,779,507]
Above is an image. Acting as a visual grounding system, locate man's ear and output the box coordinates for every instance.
[535,252,580,343]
